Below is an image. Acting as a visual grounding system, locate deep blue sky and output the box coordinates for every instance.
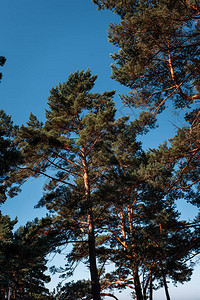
[0,1,199,298]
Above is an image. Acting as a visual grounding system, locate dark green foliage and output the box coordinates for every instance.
[0,216,53,299]
[0,110,22,202]
[0,212,17,293]
[14,69,116,191]
[140,119,200,206]
[0,56,6,82]
[56,280,92,299]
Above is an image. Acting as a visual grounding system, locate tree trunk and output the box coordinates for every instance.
[162,274,171,300]
[128,203,143,300]
[149,269,153,300]
[160,261,171,300]
[143,278,148,300]
[8,287,11,300]
[134,265,143,300]
[82,149,101,300]
[88,207,101,300]
[143,290,147,300]
[30,264,33,297]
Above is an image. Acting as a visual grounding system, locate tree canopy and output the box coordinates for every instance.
[1,1,200,299]
[93,0,200,113]
[11,69,120,300]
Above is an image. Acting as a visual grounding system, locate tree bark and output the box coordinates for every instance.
[133,265,143,300]
[82,149,101,300]
[143,289,147,300]
[88,207,101,300]
[149,269,153,300]
[128,202,143,300]
[160,261,171,300]
[143,275,149,300]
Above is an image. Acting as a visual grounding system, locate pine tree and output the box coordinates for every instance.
[92,0,200,212]
[12,219,52,299]
[47,116,194,300]
[12,69,117,300]
[0,215,54,299]
[84,120,194,300]
[93,175,194,300]
[93,0,200,113]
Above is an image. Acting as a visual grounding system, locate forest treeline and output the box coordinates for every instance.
[0,1,200,299]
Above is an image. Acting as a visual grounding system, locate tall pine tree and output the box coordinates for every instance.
[92,0,200,211]
[12,69,117,300]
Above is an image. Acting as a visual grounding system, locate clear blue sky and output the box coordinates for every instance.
[0,0,199,299]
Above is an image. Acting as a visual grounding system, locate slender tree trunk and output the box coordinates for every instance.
[30,264,33,297]
[82,149,101,300]
[143,289,147,300]
[127,202,143,300]
[88,207,101,300]
[133,265,143,300]
[143,276,149,300]
[8,287,11,300]
[149,269,153,300]
[162,274,171,300]
[160,261,171,300]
